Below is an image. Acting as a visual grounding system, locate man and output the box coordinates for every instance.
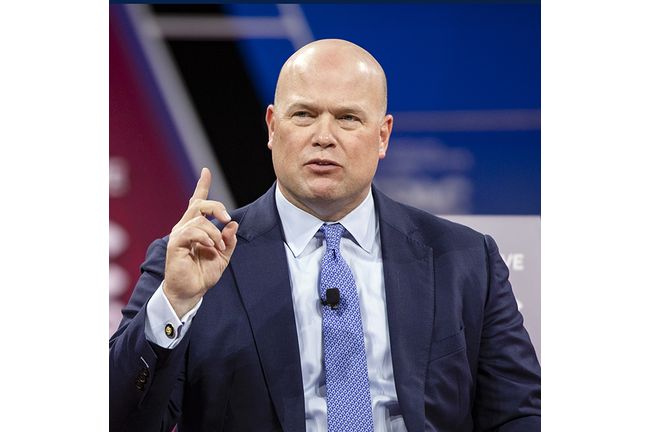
[110,39,541,431]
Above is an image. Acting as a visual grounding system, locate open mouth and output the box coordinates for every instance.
[308,159,339,167]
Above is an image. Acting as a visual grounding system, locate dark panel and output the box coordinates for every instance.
[164,39,276,207]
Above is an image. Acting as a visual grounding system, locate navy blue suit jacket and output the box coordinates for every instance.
[109,185,541,432]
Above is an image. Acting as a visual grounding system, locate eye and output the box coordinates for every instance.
[342,115,357,121]
[291,110,315,125]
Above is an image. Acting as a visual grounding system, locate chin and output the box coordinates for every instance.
[304,181,343,201]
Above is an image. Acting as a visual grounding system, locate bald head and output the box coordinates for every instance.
[265,38,393,221]
[274,39,388,116]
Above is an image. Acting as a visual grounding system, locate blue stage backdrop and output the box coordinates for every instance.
[109,4,541,351]
[224,4,541,215]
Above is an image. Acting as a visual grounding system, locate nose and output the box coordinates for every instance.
[312,116,337,148]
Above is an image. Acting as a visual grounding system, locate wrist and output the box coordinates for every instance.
[162,282,203,319]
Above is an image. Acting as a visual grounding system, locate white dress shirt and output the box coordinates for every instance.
[275,187,405,432]
[144,187,406,431]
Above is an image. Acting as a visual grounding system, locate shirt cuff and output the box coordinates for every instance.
[144,281,203,349]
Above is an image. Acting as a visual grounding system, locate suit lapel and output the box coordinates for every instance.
[226,186,435,432]
[228,187,306,432]
[374,187,435,432]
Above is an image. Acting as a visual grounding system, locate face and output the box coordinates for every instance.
[266,42,393,221]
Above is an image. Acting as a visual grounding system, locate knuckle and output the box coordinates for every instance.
[189,198,202,210]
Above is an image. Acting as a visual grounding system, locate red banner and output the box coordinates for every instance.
[109,6,193,336]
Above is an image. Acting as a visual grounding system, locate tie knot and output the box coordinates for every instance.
[320,223,345,251]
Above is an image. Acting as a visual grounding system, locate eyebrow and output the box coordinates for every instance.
[284,101,313,113]
[284,101,368,117]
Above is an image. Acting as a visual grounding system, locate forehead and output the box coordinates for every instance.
[292,45,370,73]
[277,48,383,110]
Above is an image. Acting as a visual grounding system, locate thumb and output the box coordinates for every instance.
[221,221,239,255]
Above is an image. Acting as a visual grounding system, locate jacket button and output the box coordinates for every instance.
[141,367,149,377]
[135,380,144,390]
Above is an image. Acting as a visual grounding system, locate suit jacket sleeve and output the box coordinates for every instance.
[109,237,187,432]
[472,234,541,431]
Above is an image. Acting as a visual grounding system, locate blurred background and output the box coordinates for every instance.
[109,4,541,358]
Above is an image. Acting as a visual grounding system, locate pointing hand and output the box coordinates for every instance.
[163,168,238,318]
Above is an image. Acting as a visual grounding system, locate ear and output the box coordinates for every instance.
[378,114,393,159]
[265,105,276,150]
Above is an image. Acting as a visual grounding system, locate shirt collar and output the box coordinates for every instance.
[275,186,377,258]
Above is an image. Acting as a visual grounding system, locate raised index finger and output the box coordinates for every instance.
[189,167,211,205]
[180,168,232,225]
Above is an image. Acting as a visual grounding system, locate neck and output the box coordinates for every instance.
[277,184,370,222]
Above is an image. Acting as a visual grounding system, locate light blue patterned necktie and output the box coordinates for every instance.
[319,223,374,432]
